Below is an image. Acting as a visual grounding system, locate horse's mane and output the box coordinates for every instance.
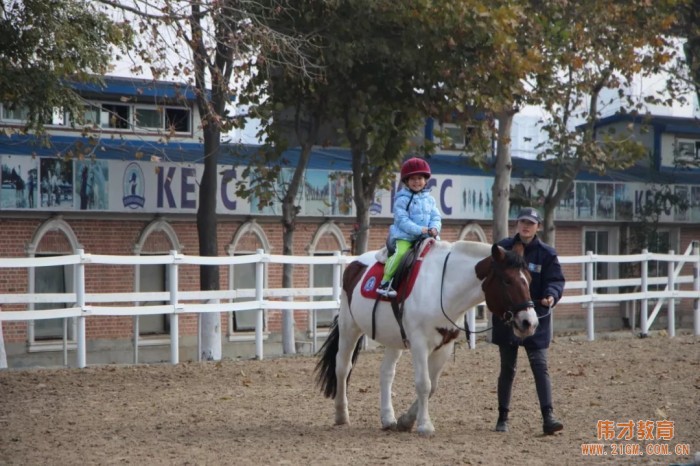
[451,240,527,269]
[503,249,528,269]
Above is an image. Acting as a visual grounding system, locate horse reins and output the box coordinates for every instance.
[439,251,548,339]
[439,252,488,338]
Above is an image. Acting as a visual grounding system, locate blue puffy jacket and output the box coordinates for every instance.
[491,234,565,349]
[388,187,442,246]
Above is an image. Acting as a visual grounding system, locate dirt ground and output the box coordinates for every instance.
[1,332,698,466]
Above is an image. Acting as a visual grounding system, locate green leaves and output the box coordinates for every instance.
[0,0,131,133]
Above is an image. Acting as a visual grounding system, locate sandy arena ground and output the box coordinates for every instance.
[1,332,698,465]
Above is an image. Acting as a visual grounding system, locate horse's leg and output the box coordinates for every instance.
[379,347,402,430]
[396,341,455,435]
[400,340,435,436]
[426,342,454,400]
[333,307,363,426]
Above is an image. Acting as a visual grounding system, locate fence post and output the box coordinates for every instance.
[694,241,700,337]
[255,249,265,360]
[76,249,87,368]
[667,250,675,337]
[586,251,594,341]
[169,250,179,365]
[640,249,649,336]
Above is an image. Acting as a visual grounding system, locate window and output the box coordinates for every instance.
[312,253,336,327]
[165,108,190,133]
[230,256,260,332]
[584,228,619,295]
[33,258,74,341]
[3,104,30,121]
[134,107,162,129]
[138,262,170,335]
[227,222,271,339]
[439,123,476,150]
[674,139,700,162]
[101,103,130,129]
[132,106,190,133]
[50,108,65,126]
[71,105,100,127]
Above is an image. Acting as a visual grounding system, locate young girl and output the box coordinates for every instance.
[377,157,441,297]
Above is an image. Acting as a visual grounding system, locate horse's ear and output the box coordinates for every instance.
[491,243,506,262]
[475,256,491,280]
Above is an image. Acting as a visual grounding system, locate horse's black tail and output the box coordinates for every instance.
[314,315,364,399]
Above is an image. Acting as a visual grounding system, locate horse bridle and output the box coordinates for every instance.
[438,252,534,337]
[490,263,535,325]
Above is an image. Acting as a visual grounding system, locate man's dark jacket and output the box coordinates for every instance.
[491,233,565,349]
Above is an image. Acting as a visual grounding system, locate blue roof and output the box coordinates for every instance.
[0,134,206,163]
[68,75,201,103]
[593,113,700,135]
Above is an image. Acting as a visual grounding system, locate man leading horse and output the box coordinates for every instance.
[492,207,566,435]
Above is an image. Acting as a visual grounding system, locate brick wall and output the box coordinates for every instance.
[1,215,698,347]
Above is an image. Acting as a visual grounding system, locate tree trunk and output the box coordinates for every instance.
[281,194,297,355]
[354,196,371,255]
[197,126,222,361]
[0,321,7,369]
[492,111,515,243]
[278,130,317,353]
[541,176,573,247]
[350,138,372,255]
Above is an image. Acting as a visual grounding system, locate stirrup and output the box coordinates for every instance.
[376,282,397,298]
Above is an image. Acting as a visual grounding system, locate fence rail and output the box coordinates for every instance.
[1,242,699,368]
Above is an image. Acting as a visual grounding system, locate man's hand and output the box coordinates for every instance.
[541,296,554,307]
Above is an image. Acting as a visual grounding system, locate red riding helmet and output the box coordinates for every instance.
[400,157,431,182]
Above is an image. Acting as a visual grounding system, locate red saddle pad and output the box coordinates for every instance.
[359,239,435,301]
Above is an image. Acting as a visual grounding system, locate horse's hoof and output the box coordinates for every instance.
[417,427,435,437]
[396,415,415,432]
[334,412,350,426]
[381,421,398,431]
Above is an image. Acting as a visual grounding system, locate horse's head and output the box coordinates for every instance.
[474,243,538,338]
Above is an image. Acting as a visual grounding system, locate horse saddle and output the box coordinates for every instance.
[360,238,435,302]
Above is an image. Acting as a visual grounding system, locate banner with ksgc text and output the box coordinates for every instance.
[1,154,699,223]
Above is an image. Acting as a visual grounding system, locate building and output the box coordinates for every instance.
[1,77,698,367]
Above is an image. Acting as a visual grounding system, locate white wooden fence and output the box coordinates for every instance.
[1,242,699,368]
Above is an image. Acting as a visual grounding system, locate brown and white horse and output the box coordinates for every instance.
[315,240,537,436]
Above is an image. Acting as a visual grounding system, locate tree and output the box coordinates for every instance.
[0,0,129,134]
[321,0,521,254]
[102,0,319,359]
[523,0,685,245]
[231,1,331,354]
[675,0,700,106]
[0,0,128,369]
[227,1,517,353]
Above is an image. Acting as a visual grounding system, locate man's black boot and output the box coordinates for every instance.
[495,409,509,432]
[542,408,563,435]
